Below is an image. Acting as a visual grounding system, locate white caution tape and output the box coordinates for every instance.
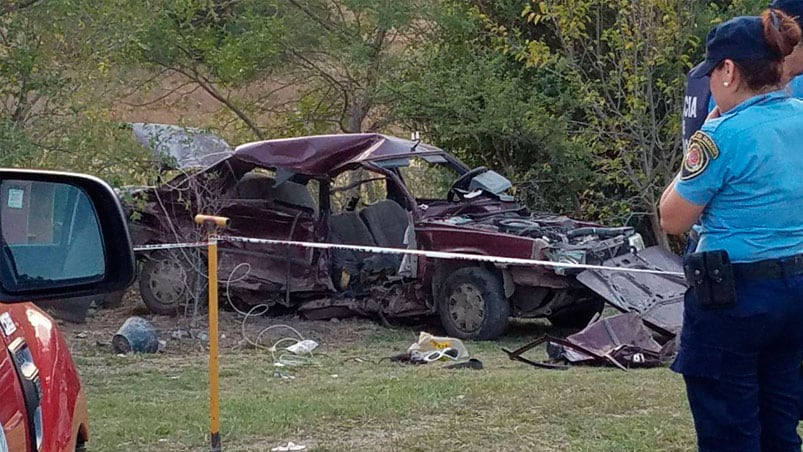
[216,235,685,277]
[133,242,207,252]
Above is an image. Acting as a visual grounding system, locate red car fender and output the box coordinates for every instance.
[5,303,89,451]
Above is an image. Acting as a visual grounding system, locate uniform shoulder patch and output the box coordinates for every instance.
[681,131,720,180]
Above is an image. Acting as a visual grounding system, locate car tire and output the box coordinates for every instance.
[547,295,604,329]
[437,266,510,340]
[139,251,204,316]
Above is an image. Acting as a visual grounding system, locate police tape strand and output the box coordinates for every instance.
[217,235,685,277]
[132,236,684,277]
[133,242,208,252]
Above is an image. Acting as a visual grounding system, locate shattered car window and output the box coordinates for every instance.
[397,157,458,201]
[330,169,387,212]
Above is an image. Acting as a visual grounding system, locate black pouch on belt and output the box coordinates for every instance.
[683,250,737,309]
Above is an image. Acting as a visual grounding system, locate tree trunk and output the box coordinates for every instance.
[345,102,367,202]
[648,206,670,250]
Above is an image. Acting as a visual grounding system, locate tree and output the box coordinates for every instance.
[0,0,152,183]
[118,0,287,140]
[507,0,771,246]
[509,0,703,247]
[392,1,596,214]
[278,0,435,133]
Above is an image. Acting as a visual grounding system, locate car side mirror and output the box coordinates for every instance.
[0,170,135,302]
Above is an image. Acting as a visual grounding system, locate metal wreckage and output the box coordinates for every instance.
[121,125,686,365]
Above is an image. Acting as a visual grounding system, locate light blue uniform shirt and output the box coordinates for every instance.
[676,91,803,262]
[788,75,803,98]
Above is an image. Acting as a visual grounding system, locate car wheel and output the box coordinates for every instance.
[547,295,604,329]
[437,266,510,340]
[139,251,204,316]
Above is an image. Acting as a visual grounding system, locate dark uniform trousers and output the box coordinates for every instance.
[672,264,803,452]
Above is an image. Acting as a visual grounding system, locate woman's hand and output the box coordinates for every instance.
[706,106,721,121]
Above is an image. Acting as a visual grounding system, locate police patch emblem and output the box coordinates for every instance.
[681,131,719,180]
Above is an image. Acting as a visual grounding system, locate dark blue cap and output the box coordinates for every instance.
[770,0,803,27]
[690,16,778,78]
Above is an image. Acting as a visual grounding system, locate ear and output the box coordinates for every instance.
[721,59,739,88]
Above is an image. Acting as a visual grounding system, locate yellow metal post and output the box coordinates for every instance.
[194,214,230,452]
[208,236,221,451]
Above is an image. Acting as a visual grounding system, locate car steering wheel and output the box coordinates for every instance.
[447,167,488,202]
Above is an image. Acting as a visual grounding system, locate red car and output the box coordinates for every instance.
[126,133,683,340]
[0,170,135,451]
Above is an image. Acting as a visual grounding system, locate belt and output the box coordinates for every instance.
[732,254,803,280]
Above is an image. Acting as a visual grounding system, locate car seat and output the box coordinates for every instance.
[359,199,409,270]
[233,172,317,215]
[359,199,408,249]
[327,208,400,289]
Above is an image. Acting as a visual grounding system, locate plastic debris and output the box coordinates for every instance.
[271,442,306,451]
[285,339,319,355]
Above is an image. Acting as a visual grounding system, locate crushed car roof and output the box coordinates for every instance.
[233,133,445,175]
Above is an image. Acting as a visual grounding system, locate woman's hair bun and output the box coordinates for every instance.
[762,8,802,57]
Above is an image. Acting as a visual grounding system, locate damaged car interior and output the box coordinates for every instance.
[125,133,684,341]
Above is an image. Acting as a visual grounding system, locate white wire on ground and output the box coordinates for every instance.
[222,262,315,367]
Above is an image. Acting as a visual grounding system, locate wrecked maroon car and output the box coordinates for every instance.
[125,133,681,340]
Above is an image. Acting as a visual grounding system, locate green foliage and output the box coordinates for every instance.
[273,0,435,133]
[127,0,284,85]
[512,0,762,242]
[0,1,153,183]
[505,0,704,242]
[392,1,595,214]
[0,0,772,242]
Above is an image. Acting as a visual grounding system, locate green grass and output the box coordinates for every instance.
[72,319,706,451]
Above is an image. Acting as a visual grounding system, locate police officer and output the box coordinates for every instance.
[660,10,803,451]
[683,1,803,152]
[682,66,712,153]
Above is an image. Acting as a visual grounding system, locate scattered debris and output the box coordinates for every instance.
[389,332,480,367]
[443,358,484,370]
[285,339,319,355]
[407,332,469,360]
[503,313,671,371]
[271,441,306,452]
[112,316,159,354]
[171,329,190,340]
[273,371,296,381]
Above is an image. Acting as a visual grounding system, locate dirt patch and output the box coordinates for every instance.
[57,287,424,357]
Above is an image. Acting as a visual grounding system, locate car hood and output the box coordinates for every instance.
[132,123,234,170]
[577,246,686,336]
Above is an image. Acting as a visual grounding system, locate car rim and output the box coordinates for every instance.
[448,283,484,333]
[147,257,189,307]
